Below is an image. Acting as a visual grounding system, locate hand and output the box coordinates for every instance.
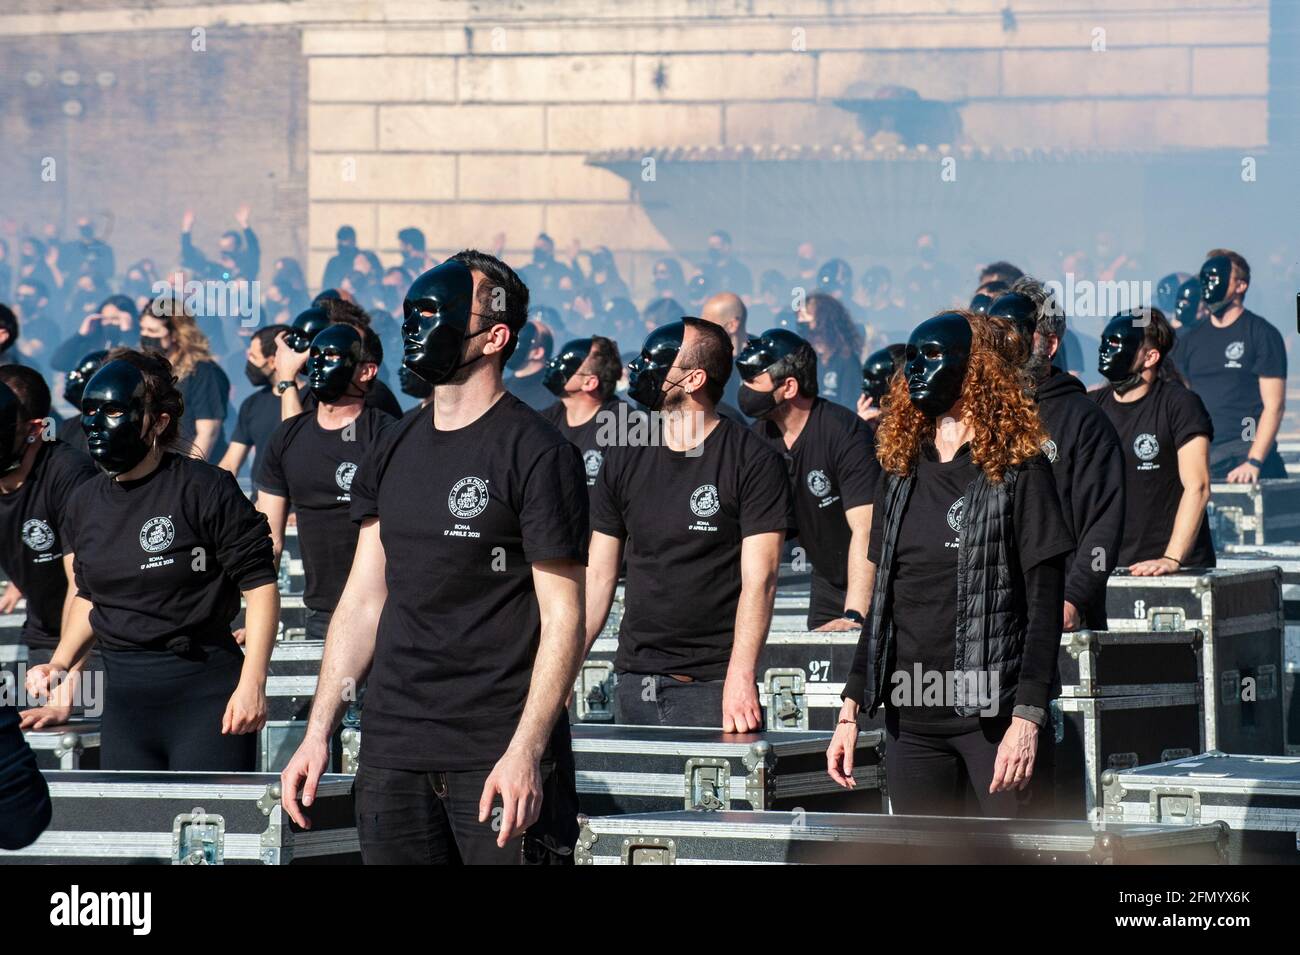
[856,394,881,423]
[1062,601,1080,632]
[221,677,266,735]
[281,732,331,829]
[721,669,762,733]
[814,617,862,632]
[490,232,507,257]
[19,703,71,730]
[826,701,860,789]
[274,341,309,383]
[24,662,57,701]
[1226,461,1260,484]
[990,716,1039,793]
[1129,557,1179,577]
[0,581,23,614]
[232,627,247,647]
[479,746,543,848]
[234,203,251,229]
[44,244,59,268]
[181,209,195,232]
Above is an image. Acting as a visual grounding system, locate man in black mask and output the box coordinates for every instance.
[1174,249,1286,481]
[739,328,880,631]
[398,364,434,418]
[586,317,793,729]
[991,281,1124,630]
[504,317,555,411]
[274,303,403,420]
[58,349,108,453]
[256,321,393,641]
[539,336,629,486]
[281,251,587,865]
[518,233,574,311]
[1172,276,1204,329]
[321,226,361,292]
[700,230,753,297]
[857,343,905,428]
[180,205,260,282]
[0,367,99,728]
[218,327,289,482]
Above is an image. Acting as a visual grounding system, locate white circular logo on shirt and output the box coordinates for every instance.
[21,519,55,552]
[1133,433,1160,461]
[139,516,175,554]
[448,477,490,520]
[946,497,965,533]
[806,469,832,498]
[335,462,358,492]
[690,484,721,518]
[1225,341,1245,362]
[1042,439,1058,463]
[583,449,604,479]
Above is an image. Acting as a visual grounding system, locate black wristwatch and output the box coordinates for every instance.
[842,609,865,625]
[1247,457,1264,469]
[275,380,294,395]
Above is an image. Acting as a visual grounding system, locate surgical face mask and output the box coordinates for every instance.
[245,360,271,389]
[533,246,552,265]
[904,313,972,418]
[139,334,167,354]
[81,360,152,476]
[738,382,783,419]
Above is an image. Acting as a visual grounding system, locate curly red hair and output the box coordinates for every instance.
[875,310,1045,483]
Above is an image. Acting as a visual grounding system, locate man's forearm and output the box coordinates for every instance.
[304,592,379,743]
[509,601,583,759]
[583,567,618,653]
[1248,404,1284,462]
[843,530,872,614]
[280,386,304,420]
[730,571,777,679]
[1166,485,1210,564]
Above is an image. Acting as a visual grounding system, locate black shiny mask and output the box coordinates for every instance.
[0,381,24,475]
[306,324,364,404]
[63,349,109,408]
[1199,255,1235,314]
[987,292,1040,350]
[861,346,902,401]
[401,260,480,387]
[1098,313,1147,393]
[735,328,808,384]
[904,313,972,418]
[543,338,593,397]
[1155,273,1185,314]
[1175,278,1203,326]
[968,292,994,315]
[81,359,151,476]
[398,364,433,400]
[285,307,331,354]
[626,322,686,411]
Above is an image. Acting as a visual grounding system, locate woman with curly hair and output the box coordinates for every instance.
[796,293,864,409]
[827,310,1073,817]
[138,293,230,461]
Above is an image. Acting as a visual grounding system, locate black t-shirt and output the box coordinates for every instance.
[231,387,281,453]
[591,415,794,680]
[0,442,99,649]
[754,398,881,592]
[301,378,404,420]
[177,360,230,446]
[1174,310,1286,468]
[868,445,1073,732]
[63,453,277,652]
[818,352,863,410]
[59,415,88,455]
[256,405,395,612]
[540,397,636,487]
[1092,378,1216,568]
[506,371,555,412]
[349,393,588,771]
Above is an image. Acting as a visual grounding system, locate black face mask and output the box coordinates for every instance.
[139,334,167,354]
[1155,273,1184,314]
[306,324,364,404]
[337,241,355,256]
[398,365,434,400]
[245,360,272,389]
[1175,278,1202,326]
[81,360,152,476]
[0,381,25,476]
[627,322,687,411]
[1098,314,1147,394]
[737,383,782,418]
[905,313,972,418]
[1199,255,1235,315]
[532,247,552,265]
[79,224,95,241]
[402,259,482,387]
[734,328,809,418]
[861,346,901,400]
[543,339,593,397]
[285,307,332,354]
[64,350,108,408]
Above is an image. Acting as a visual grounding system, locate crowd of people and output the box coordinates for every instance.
[0,205,1291,863]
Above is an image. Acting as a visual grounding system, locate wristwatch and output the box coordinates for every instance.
[1247,457,1264,469]
[275,380,295,395]
[842,609,865,625]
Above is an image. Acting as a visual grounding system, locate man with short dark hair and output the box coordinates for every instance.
[274,302,404,420]
[219,326,290,482]
[180,204,260,281]
[701,292,750,415]
[540,336,630,487]
[282,250,587,865]
[398,228,427,275]
[1175,248,1287,482]
[505,317,556,411]
[322,226,361,292]
[585,317,793,728]
[701,230,753,297]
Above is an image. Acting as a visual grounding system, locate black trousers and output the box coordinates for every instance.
[99,644,255,771]
[807,572,848,630]
[613,672,728,727]
[884,710,1056,818]
[353,721,578,865]
[0,708,51,850]
[305,609,331,642]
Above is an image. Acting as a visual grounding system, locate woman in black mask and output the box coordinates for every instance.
[796,293,865,410]
[1092,309,1214,574]
[828,310,1073,818]
[137,294,229,461]
[26,349,279,770]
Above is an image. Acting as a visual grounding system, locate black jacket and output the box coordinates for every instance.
[1034,368,1125,627]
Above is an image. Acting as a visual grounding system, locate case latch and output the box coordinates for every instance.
[621,837,676,865]
[172,809,225,865]
[683,757,730,811]
[574,661,615,722]
[1150,787,1201,825]
[764,668,807,731]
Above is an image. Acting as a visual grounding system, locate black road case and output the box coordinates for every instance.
[1220,545,1300,623]
[1053,691,1203,820]
[259,641,360,773]
[1104,569,1285,754]
[24,721,101,770]
[0,771,359,865]
[570,724,884,815]
[1103,752,1300,863]
[1058,629,1202,697]
[1207,479,1300,547]
[574,810,1229,865]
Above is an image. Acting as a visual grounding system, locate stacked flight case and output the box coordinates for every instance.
[1207,479,1300,547]
[1104,568,1286,755]
[0,772,359,865]
[24,721,101,770]
[260,640,360,773]
[575,811,1229,865]
[1103,752,1300,863]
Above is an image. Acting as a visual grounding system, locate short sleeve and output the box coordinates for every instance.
[738,439,794,539]
[833,417,882,510]
[588,445,628,539]
[1013,458,1075,571]
[1250,316,1287,379]
[519,442,589,565]
[254,420,291,497]
[231,397,255,445]
[204,469,276,591]
[349,417,403,524]
[49,451,99,541]
[186,362,228,422]
[1167,384,1214,449]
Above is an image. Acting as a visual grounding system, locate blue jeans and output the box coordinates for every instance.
[613,672,728,727]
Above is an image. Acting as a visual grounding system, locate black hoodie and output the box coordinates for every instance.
[1033,367,1125,628]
